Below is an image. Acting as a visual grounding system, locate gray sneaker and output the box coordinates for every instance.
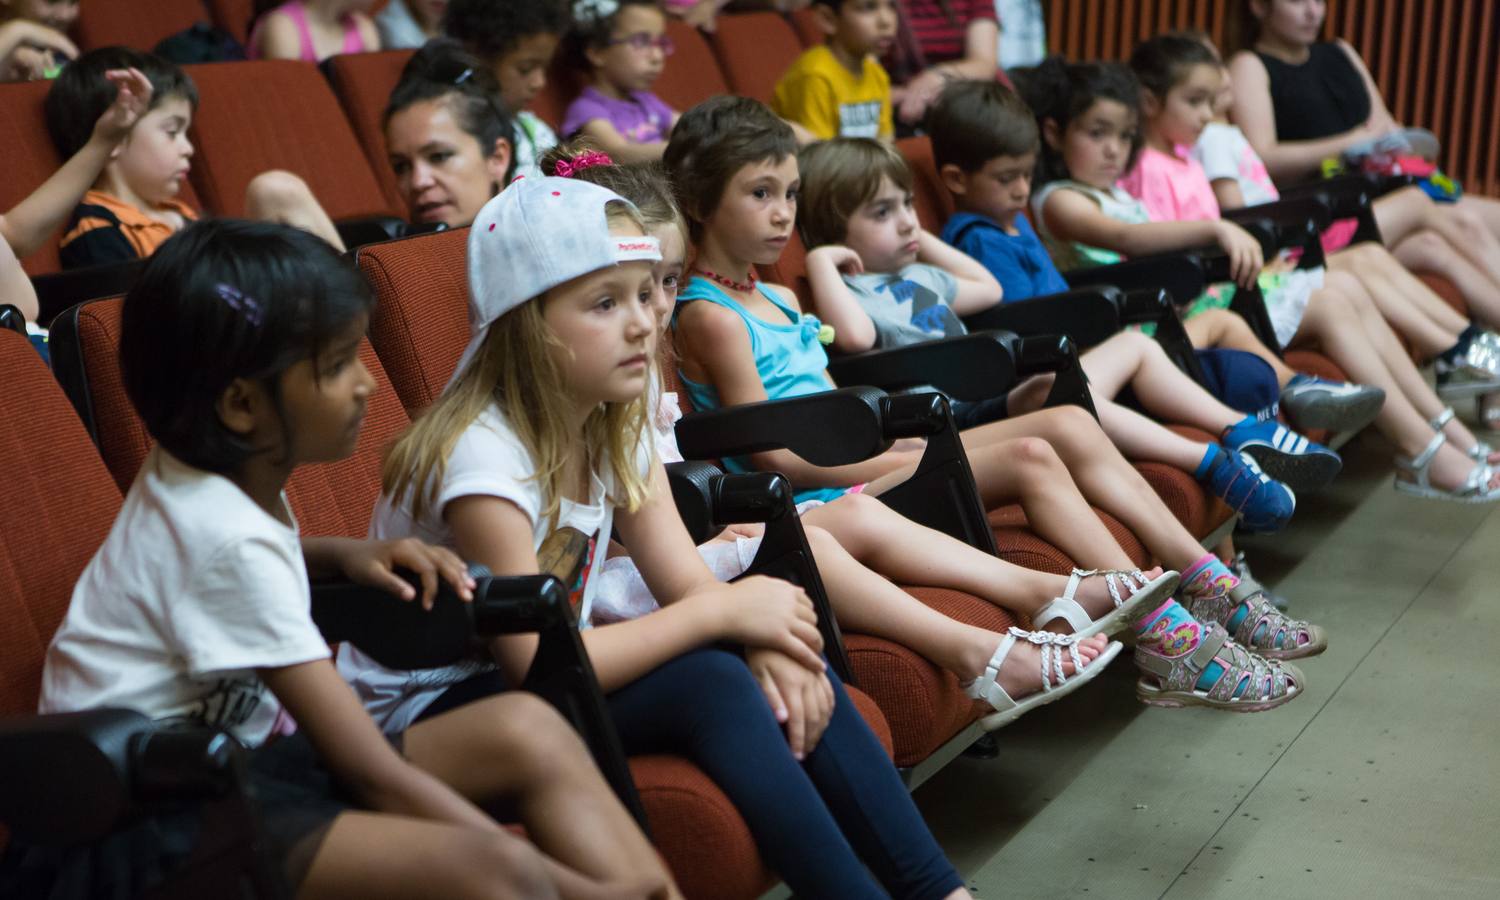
[1280,375,1385,433]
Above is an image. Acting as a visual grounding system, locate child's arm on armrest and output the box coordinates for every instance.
[1210,177,1247,212]
[577,120,668,164]
[0,68,152,258]
[805,244,876,352]
[1041,188,1263,288]
[915,229,1000,314]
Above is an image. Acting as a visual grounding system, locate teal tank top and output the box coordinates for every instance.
[674,277,848,504]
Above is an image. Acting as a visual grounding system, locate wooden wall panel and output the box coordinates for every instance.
[1045,0,1500,195]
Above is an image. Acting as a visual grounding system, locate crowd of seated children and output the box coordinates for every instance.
[0,0,76,81]
[46,47,345,269]
[249,0,381,62]
[376,0,446,49]
[772,0,896,142]
[383,39,515,230]
[1111,35,1500,503]
[443,0,566,178]
[1228,0,1500,424]
[8,218,675,900]
[553,141,1158,726]
[664,95,1320,697]
[561,0,680,163]
[794,134,1326,532]
[339,171,979,900]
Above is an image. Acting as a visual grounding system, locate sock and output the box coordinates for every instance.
[1135,598,1229,691]
[1195,444,1225,479]
[1182,553,1254,632]
[1437,324,1482,369]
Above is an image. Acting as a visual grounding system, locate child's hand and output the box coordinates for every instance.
[808,244,864,277]
[716,575,824,671]
[745,647,834,760]
[713,522,766,542]
[337,537,477,610]
[91,68,154,145]
[1212,220,1265,289]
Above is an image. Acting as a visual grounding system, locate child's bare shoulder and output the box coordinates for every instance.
[763,282,802,311]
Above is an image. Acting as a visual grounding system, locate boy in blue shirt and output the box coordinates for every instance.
[930,79,1070,300]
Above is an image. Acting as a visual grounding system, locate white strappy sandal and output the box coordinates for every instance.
[1394,420,1500,503]
[1430,406,1497,464]
[1031,568,1179,639]
[965,628,1124,731]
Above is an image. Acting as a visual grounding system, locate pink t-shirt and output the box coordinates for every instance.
[1118,145,1222,222]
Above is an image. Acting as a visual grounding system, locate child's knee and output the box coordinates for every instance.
[246,169,313,212]
[1007,434,1065,473]
[1401,230,1445,262]
[457,831,552,900]
[471,692,585,772]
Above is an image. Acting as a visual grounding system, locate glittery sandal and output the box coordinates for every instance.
[1135,620,1303,712]
[965,628,1124,730]
[1031,568,1180,639]
[1184,579,1327,660]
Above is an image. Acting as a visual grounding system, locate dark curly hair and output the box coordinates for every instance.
[1011,56,1143,186]
[442,0,572,64]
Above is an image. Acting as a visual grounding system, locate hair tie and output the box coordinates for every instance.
[553,150,615,178]
[215,283,264,327]
[454,67,473,85]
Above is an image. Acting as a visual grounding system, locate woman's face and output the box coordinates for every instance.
[1254,0,1326,47]
[386,97,509,228]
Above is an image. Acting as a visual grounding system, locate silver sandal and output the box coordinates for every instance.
[1031,568,1180,639]
[1430,406,1495,463]
[965,628,1123,730]
[1396,419,1500,503]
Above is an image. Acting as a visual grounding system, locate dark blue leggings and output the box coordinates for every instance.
[608,648,963,900]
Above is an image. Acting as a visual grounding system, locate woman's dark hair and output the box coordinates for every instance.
[662,95,797,241]
[442,0,572,64]
[45,47,199,159]
[563,0,662,71]
[120,219,375,475]
[1011,56,1143,185]
[1130,33,1222,98]
[1224,0,1264,57]
[385,39,517,183]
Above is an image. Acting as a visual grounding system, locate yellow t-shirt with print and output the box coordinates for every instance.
[772,45,893,140]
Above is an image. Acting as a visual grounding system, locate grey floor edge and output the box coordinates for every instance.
[911,431,1500,899]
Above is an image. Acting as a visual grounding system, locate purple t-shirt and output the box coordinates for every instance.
[562,87,676,144]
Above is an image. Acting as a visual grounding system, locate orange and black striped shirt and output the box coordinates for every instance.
[59,191,199,270]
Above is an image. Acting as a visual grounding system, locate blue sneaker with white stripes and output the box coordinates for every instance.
[1222,416,1342,494]
[1205,452,1297,534]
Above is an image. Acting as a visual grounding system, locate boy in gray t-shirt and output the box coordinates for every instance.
[843,263,967,348]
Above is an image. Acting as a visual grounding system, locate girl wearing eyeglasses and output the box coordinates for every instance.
[562,0,681,164]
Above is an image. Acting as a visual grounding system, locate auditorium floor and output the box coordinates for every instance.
[913,428,1500,900]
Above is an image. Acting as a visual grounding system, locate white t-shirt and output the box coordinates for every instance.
[338,403,649,732]
[40,447,330,749]
[1193,122,1281,207]
[513,111,559,181]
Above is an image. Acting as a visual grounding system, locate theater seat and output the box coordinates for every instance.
[789,8,825,48]
[183,60,402,221]
[204,0,256,44]
[654,19,730,113]
[0,80,64,275]
[897,135,956,228]
[709,12,806,105]
[74,0,209,52]
[327,49,418,215]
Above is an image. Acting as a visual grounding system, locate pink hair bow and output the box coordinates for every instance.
[554,150,615,178]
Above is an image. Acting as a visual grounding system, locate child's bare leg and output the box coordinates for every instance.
[1185,308,1299,384]
[0,235,38,322]
[1390,231,1500,329]
[1081,331,1243,430]
[245,170,347,252]
[1091,400,1214,470]
[1292,290,1496,491]
[1375,189,1500,311]
[1327,245,1465,355]
[298,813,560,900]
[404,693,676,898]
[799,524,1110,685]
[802,495,1163,626]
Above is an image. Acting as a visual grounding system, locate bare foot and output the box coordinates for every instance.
[1414,442,1500,493]
[990,632,1111,699]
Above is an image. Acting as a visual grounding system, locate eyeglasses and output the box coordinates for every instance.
[607,32,675,55]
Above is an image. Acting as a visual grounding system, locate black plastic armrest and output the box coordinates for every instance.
[310,566,578,671]
[961,286,1125,349]
[334,216,413,251]
[0,709,245,845]
[1014,334,1098,417]
[667,462,789,545]
[29,258,145,328]
[0,303,26,335]
[1278,174,1374,219]
[1063,253,1208,309]
[674,385,892,466]
[826,331,1020,402]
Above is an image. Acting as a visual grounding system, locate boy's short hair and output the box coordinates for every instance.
[120,219,374,475]
[443,0,571,64]
[46,47,199,159]
[662,96,797,241]
[928,80,1039,174]
[796,137,912,249]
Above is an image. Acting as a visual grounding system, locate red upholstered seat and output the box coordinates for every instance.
[74,0,208,52]
[183,60,400,220]
[327,49,418,216]
[709,12,806,105]
[654,19,730,112]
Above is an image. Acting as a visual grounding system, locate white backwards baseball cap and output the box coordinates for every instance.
[449,175,661,389]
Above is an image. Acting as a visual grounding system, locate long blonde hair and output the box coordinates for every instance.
[382,203,655,530]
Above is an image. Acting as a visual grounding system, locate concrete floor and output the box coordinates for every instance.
[913,431,1500,900]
